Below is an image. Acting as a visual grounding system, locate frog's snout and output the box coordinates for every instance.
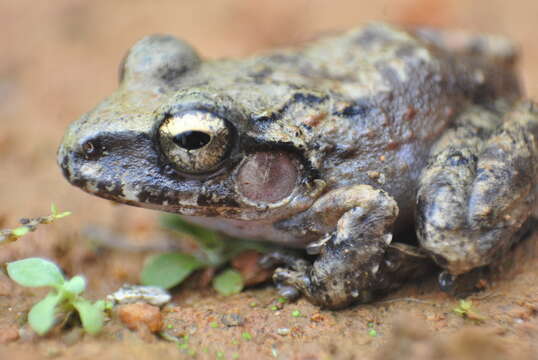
[56,137,92,188]
[56,119,110,192]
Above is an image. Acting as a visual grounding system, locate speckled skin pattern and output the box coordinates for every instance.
[58,23,538,308]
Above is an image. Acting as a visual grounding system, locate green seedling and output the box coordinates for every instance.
[141,215,281,295]
[6,258,105,335]
[210,321,219,328]
[452,299,486,322]
[0,203,71,245]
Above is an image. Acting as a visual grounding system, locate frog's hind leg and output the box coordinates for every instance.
[416,101,538,288]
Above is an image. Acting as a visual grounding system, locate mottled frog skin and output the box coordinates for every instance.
[58,23,538,308]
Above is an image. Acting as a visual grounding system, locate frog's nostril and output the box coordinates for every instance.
[80,139,104,160]
[82,140,96,154]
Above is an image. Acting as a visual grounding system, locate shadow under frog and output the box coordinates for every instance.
[58,23,538,309]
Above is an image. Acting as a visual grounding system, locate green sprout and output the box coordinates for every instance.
[0,203,71,245]
[453,299,486,322]
[141,215,279,295]
[6,258,105,335]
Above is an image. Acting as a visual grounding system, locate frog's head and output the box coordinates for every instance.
[58,35,326,220]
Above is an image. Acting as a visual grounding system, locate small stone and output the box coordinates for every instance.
[18,325,37,342]
[231,250,272,286]
[276,328,290,336]
[117,303,163,333]
[220,313,244,327]
[0,324,19,344]
[45,346,63,358]
[0,274,14,296]
[310,313,325,323]
[61,327,84,346]
[107,284,171,306]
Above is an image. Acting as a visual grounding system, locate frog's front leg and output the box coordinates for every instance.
[417,101,538,287]
[272,185,398,309]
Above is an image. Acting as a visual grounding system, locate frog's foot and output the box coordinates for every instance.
[273,185,400,309]
[417,101,538,282]
[259,250,310,301]
[273,241,433,308]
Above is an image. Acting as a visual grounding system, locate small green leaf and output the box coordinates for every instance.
[64,275,86,294]
[141,253,203,289]
[159,215,220,247]
[55,211,72,219]
[72,298,105,335]
[291,310,301,317]
[241,331,252,340]
[50,203,71,219]
[212,269,244,296]
[7,258,64,287]
[28,292,62,335]
[12,227,30,237]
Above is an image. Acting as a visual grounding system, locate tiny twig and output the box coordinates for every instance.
[378,297,435,305]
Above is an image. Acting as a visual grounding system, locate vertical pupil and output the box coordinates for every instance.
[173,131,211,150]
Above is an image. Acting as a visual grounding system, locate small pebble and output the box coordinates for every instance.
[61,328,84,346]
[107,284,171,306]
[231,250,272,286]
[0,324,19,344]
[277,328,290,336]
[221,313,244,327]
[117,303,163,333]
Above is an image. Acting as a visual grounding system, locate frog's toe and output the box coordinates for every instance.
[275,283,301,300]
[438,271,457,292]
[273,266,316,301]
[259,251,309,271]
[273,267,310,290]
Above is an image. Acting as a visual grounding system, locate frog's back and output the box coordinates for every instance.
[256,24,522,209]
[229,23,522,223]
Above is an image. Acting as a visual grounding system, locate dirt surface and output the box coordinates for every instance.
[1,1,538,359]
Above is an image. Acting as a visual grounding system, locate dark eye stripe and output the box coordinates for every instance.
[173,131,211,150]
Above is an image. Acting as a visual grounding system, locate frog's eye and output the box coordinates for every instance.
[158,111,234,174]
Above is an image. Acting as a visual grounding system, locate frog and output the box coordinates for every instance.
[57,23,538,309]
